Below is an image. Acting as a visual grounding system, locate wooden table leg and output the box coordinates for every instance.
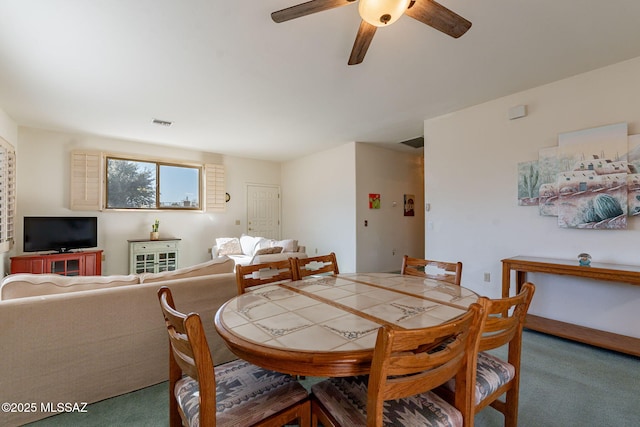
[515,270,526,294]
[502,262,511,298]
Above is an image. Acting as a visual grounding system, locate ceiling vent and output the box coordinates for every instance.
[152,118,173,127]
[399,137,424,149]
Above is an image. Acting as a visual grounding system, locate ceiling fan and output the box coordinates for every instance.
[271,0,472,65]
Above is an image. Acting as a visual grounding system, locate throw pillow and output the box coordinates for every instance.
[240,234,264,255]
[254,246,283,256]
[217,237,242,255]
[254,237,272,252]
[272,239,298,253]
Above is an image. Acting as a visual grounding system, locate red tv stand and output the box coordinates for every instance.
[11,250,103,276]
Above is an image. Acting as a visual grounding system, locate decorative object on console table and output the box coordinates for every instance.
[10,250,103,276]
[128,238,180,274]
[578,253,592,266]
[150,219,160,240]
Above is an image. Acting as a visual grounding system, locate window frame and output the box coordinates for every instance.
[70,150,225,213]
[105,155,203,211]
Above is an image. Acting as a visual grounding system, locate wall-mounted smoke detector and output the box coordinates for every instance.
[151,118,173,127]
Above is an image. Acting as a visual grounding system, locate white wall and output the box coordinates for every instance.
[0,108,18,277]
[355,143,424,272]
[0,108,18,145]
[281,142,424,274]
[281,143,357,273]
[424,56,640,338]
[16,127,281,275]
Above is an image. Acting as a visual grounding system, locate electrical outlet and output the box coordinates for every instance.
[484,272,491,282]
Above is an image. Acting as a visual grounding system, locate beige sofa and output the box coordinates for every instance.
[0,257,238,426]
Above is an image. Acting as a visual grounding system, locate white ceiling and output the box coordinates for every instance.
[1,1,640,161]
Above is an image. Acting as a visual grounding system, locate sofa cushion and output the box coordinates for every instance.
[139,257,234,283]
[216,237,242,255]
[254,246,283,255]
[272,239,298,253]
[0,274,140,300]
[239,234,268,255]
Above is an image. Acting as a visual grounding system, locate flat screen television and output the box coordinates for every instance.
[23,216,98,253]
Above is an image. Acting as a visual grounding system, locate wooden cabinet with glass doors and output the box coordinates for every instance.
[128,238,180,274]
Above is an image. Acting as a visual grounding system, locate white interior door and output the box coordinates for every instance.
[246,184,281,239]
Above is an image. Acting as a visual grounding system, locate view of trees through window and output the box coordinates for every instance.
[106,157,200,209]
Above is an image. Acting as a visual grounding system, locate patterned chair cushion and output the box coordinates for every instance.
[475,351,515,403]
[442,351,515,405]
[311,375,462,427]
[174,359,308,427]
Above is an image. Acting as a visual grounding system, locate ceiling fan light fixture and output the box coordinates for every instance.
[358,0,411,27]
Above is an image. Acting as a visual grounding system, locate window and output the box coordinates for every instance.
[106,157,201,210]
[70,150,225,212]
[0,137,16,253]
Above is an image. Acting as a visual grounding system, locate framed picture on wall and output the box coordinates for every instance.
[369,193,380,209]
[404,194,415,216]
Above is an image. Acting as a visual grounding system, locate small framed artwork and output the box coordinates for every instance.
[404,194,415,216]
[369,193,380,209]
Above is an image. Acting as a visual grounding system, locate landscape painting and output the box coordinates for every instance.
[537,147,560,216]
[518,161,540,206]
[627,134,640,216]
[556,123,628,229]
[519,123,638,230]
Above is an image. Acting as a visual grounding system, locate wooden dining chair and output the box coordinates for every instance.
[293,252,339,280]
[235,259,296,294]
[437,282,536,427]
[310,302,485,427]
[401,255,463,286]
[157,286,310,427]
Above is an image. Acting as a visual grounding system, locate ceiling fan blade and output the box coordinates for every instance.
[348,20,377,65]
[272,0,356,23]
[405,0,472,38]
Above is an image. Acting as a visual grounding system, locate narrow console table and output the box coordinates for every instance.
[502,256,640,357]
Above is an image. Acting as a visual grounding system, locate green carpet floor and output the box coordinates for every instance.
[26,330,639,426]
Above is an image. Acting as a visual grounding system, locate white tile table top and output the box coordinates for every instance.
[218,273,479,353]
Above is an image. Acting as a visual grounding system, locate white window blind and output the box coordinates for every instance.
[205,163,226,212]
[0,137,16,252]
[70,150,103,210]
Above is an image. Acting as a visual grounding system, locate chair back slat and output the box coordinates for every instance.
[293,253,339,280]
[401,255,463,286]
[479,283,535,352]
[236,259,295,294]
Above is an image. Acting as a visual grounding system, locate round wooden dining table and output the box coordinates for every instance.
[214,272,479,377]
